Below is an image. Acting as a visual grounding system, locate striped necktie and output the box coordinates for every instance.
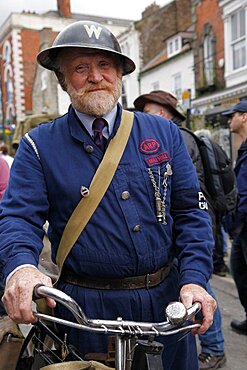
[92,118,108,151]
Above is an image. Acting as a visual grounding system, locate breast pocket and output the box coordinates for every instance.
[115,160,173,225]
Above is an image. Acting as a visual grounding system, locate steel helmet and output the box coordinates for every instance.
[37,20,136,76]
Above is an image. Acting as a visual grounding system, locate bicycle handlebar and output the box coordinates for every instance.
[33,285,201,337]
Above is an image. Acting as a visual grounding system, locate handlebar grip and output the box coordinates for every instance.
[187,302,201,318]
[32,285,88,325]
[33,284,46,300]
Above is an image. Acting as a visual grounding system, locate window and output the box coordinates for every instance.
[121,81,127,109]
[4,65,13,103]
[167,36,182,58]
[204,34,214,85]
[231,9,246,70]
[168,41,173,55]
[173,73,182,100]
[3,41,11,63]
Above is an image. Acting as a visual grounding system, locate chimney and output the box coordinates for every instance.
[57,0,71,18]
[142,2,159,18]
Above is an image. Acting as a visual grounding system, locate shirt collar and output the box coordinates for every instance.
[75,106,118,139]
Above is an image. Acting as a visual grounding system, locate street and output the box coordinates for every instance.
[197,273,247,369]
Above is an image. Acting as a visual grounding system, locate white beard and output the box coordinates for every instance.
[66,79,122,117]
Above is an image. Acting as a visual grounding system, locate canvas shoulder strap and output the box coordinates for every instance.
[55,109,134,277]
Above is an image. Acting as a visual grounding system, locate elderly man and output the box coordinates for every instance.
[0,21,215,369]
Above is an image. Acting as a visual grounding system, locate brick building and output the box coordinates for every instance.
[135,0,192,68]
[192,0,247,114]
[192,0,225,97]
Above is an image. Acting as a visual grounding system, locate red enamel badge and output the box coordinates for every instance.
[139,138,160,154]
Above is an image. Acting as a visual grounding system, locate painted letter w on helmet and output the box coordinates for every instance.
[84,25,102,39]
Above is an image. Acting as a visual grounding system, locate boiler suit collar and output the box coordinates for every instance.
[68,104,122,144]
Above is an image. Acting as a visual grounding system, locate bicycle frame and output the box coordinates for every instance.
[33,285,201,370]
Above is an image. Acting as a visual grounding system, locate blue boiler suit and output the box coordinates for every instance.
[0,105,214,369]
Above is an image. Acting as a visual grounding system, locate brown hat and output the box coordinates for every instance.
[133,90,186,121]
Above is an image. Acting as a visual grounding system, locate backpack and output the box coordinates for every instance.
[180,128,238,215]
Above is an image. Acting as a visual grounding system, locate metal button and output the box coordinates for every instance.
[121,191,130,200]
[85,145,94,153]
[133,224,141,232]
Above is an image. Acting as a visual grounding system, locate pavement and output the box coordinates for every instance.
[197,248,247,369]
[208,273,247,369]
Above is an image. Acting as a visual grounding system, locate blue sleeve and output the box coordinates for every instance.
[0,135,48,279]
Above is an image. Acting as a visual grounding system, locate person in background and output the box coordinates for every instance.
[0,155,9,200]
[0,154,10,309]
[0,155,9,309]
[0,21,216,370]
[0,155,10,315]
[222,101,247,335]
[134,90,226,370]
[194,129,230,278]
[0,144,14,169]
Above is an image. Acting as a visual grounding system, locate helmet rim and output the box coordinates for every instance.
[37,44,135,76]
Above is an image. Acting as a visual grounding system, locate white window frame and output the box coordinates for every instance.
[167,36,182,58]
[172,72,182,100]
[230,8,246,70]
[203,34,214,85]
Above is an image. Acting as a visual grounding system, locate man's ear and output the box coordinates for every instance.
[160,108,168,118]
[242,112,247,122]
[160,108,172,120]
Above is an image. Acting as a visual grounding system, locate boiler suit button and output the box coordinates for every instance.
[133,224,141,232]
[121,191,130,200]
[85,145,94,153]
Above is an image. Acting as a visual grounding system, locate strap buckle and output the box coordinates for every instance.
[145,273,151,289]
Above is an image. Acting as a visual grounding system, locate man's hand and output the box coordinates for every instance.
[2,267,55,324]
[180,283,217,334]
